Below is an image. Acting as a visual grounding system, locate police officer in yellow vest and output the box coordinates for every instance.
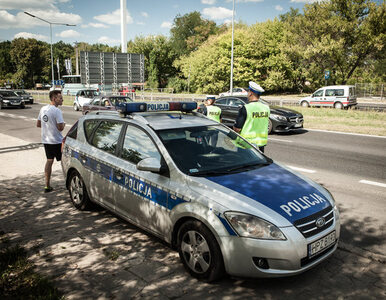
[233,81,270,153]
[198,96,222,122]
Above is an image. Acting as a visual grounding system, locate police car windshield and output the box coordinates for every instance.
[157,125,271,176]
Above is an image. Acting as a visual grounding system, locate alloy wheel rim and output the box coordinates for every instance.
[181,230,211,274]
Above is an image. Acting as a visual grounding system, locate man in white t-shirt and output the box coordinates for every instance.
[37,90,65,192]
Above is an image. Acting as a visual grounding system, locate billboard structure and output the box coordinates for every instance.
[79,51,145,91]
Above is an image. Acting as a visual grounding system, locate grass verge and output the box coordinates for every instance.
[289,106,386,136]
[0,244,64,299]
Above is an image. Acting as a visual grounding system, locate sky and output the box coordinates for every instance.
[0,0,321,46]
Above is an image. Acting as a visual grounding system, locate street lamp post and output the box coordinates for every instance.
[230,0,235,96]
[24,12,75,86]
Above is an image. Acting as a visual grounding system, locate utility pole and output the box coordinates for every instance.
[230,0,235,95]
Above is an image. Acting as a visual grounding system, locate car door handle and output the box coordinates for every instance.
[79,154,87,164]
[115,170,123,180]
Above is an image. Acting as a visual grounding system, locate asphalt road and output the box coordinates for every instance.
[1,103,385,256]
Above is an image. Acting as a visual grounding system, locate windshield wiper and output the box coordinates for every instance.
[225,162,271,173]
[189,169,230,177]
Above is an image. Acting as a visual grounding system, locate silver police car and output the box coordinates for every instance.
[61,101,340,281]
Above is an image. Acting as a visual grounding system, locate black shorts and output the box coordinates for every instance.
[44,144,62,161]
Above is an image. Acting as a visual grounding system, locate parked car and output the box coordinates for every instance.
[219,87,248,98]
[73,89,99,111]
[214,96,303,134]
[299,85,357,109]
[61,101,339,281]
[14,89,34,104]
[0,90,25,109]
[82,95,133,114]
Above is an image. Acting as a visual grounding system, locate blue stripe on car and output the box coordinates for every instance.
[206,163,331,223]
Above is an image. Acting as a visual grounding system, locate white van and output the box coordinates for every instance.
[300,85,357,109]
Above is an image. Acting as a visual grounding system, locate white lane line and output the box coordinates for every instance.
[307,128,386,139]
[359,180,386,188]
[287,166,316,174]
[269,138,293,143]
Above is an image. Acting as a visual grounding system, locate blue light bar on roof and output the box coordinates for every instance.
[116,101,197,115]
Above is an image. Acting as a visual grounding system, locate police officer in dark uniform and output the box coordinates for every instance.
[233,81,270,153]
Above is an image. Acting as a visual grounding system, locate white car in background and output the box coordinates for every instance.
[73,89,99,111]
[219,87,248,98]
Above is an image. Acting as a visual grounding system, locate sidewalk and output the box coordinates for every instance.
[0,133,385,299]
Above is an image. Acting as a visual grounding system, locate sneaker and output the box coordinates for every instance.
[44,186,53,193]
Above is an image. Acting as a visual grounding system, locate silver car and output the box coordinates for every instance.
[61,102,340,281]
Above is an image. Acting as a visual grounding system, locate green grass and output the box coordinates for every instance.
[290,106,386,136]
[0,244,64,299]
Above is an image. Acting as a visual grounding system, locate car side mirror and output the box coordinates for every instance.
[137,157,162,173]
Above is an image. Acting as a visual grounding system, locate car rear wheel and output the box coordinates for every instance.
[268,119,273,134]
[334,102,343,109]
[68,170,91,210]
[178,220,224,282]
[301,101,309,107]
[73,103,79,111]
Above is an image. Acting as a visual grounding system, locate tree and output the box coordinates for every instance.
[10,38,50,88]
[170,11,219,56]
[0,41,15,79]
[283,0,385,89]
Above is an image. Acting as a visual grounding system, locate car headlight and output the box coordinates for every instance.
[224,212,286,240]
[270,114,287,122]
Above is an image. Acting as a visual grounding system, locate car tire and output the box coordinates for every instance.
[20,103,25,109]
[68,170,91,210]
[177,220,224,282]
[268,119,273,134]
[301,101,309,107]
[73,103,79,111]
[30,100,34,104]
[334,102,343,109]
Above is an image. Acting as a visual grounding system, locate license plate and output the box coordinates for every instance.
[308,231,336,257]
[294,123,302,128]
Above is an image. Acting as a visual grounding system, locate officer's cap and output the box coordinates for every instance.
[248,81,264,95]
[206,95,216,101]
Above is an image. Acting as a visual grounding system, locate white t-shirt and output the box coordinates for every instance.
[38,105,65,144]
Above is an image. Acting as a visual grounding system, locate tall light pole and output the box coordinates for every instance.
[24,12,76,85]
[230,0,235,95]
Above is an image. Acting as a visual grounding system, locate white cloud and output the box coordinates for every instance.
[141,12,148,18]
[202,7,233,20]
[55,29,80,38]
[290,0,318,3]
[275,5,284,11]
[81,22,109,28]
[14,31,48,41]
[223,19,232,25]
[94,9,133,25]
[0,0,56,10]
[0,9,81,29]
[98,36,120,45]
[226,0,263,2]
[201,0,216,4]
[161,21,172,29]
[137,21,146,25]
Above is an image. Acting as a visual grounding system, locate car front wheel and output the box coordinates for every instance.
[268,119,273,134]
[178,220,224,282]
[73,103,79,111]
[301,101,309,107]
[68,170,91,210]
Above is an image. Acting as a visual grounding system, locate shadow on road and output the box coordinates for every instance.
[0,172,384,299]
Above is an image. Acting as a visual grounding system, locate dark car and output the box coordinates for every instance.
[14,90,34,104]
[213,96,303,134]
[82,95,133,114]
[0,90,25,109]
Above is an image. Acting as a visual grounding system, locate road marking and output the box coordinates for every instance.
[287,166,316,174]
[359,180,386,188]
[269,138,293,143]
[307,128,386,139]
